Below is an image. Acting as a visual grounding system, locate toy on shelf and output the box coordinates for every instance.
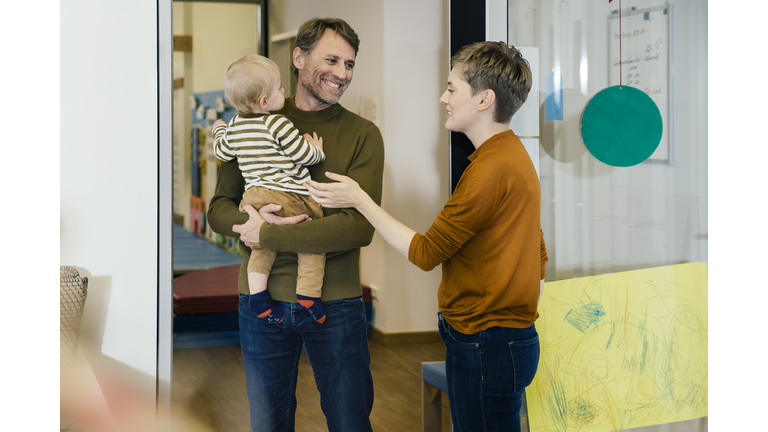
[189,196,204,235]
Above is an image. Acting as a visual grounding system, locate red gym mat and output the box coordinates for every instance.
[173,264,241,315]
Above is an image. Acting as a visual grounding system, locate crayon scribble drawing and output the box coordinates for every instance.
[527,262,708,432]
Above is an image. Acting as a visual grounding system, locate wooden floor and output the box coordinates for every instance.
[171,337,452,431]
[171,338,704,432]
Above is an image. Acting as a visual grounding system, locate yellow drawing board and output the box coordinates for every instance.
[527,262,708,432]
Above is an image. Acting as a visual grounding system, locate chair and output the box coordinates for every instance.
[422,361,449,432]
[421,361,529,432]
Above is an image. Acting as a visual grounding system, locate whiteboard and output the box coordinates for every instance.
[608,4,672,163]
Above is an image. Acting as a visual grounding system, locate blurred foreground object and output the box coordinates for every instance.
[61,345,213,432]
[60,266,88,369]
[59,267,209,431]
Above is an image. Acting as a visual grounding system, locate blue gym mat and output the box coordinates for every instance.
[173,330,241,350]
[173,223,242,273]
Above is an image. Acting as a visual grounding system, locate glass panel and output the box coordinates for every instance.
[508,3,708,431]
[508,0,707,280]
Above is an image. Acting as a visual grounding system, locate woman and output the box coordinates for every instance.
[306,41,548,432]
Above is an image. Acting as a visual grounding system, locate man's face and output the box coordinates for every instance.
[295,29,356,110]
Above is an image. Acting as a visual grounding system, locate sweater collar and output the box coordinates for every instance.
[467,130,516,162]
[280,95,343,123]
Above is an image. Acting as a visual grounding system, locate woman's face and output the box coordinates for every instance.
[439,68,481,134]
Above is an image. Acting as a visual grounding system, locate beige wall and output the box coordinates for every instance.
[188,2,264,93]
[378,0,450,333]
[269,0,449,334]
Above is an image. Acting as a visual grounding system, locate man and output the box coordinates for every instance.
[207,18,383,432]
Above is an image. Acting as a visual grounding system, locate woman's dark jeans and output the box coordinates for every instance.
[438,312,540,432]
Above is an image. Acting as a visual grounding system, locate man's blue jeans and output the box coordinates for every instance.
[438,312,540,432]
[239,294,374,432]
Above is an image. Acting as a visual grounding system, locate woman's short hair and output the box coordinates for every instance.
[224,55,280,115]
[451,42,532,124]
[292,17,360,79]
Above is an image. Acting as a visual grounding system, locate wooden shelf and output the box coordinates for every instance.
[173,35,192,52]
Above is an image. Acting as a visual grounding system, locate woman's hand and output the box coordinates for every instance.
[305,172,367,209]
[309,172,416,258]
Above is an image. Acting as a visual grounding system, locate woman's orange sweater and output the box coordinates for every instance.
[409,130,548,334]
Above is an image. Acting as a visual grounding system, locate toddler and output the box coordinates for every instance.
[212,54,327,324]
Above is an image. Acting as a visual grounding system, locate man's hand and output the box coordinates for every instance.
[233,205,265,249]
[258,203,311,225]
[233,204,311,250]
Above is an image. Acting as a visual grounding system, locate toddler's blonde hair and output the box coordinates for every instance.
[224,55,280,114]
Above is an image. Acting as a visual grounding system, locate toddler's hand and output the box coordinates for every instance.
[304,132,323,150]
[212,119,226,129]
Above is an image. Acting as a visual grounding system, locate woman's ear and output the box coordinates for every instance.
[477,89,496,112]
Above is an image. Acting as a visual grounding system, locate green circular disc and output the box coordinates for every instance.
[580,85,663,167]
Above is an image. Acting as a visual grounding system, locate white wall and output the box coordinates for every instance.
[61,0,158,401]
[379,0,449,333]
[269,0,448,334]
